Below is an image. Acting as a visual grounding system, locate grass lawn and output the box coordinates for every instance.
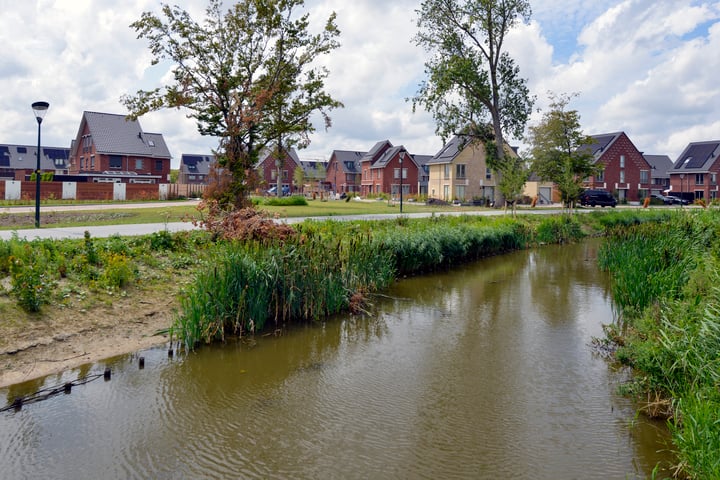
[0,197,513,229]
[0,194,572,230]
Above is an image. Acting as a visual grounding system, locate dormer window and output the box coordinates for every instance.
[148,140,156,147]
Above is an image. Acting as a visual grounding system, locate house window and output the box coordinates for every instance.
[712,190,717,200]
[696,173,704,186]
[90,155,95,169]
[271,169,277,180]
[596,170,604,182]
[109,155,122,169]
[456,164,466,179]
[394,168,400,179]
[444,165,451,179]
[155,160,163,171]
[189,175,196,181]
[402,168,407,180]
[620,155,625,168]
[640,170,648,184]
[456,185,466,201]
[486,168,492,180]
[443,185,450,201]
[80,157,85,169]
[619,170,625,183]
[283,170,288,180]
[711,173,717,185]
[135,159,144,170]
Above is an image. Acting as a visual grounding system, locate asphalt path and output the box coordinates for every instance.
[0,200,604,241]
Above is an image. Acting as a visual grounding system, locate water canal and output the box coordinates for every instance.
[0,240,674,479]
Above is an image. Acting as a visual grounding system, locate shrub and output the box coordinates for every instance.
[10,256,55,312]
[99,253,135,289]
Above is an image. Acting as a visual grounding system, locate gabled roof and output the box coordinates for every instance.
[299,160,328,177]
[426,135,469,165]
[331,150,365,173]
[672,141,720,172]
[370,145,412,169]
[256,146,301,167]
[643,154,673,177]
[180,154,215,175]
[580,132,623,158]
[73,111,171,159]
[0,143,70,170]
[360,140,392,164]
[413,154,433,167]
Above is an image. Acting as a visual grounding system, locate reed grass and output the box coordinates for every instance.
[598,209,720,478]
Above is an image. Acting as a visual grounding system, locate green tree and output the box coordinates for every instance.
[497,155,530,216]
[293,165,305,193]
[412,0,534,171]
[528,93,599,213]
[122,0,342,210]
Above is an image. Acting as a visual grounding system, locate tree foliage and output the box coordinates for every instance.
[412,0,534,167]
[528,93,600,212]
[122,0,342,209]
[497,154,530,216]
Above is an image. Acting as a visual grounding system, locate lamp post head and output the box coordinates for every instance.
[31,101,50,124]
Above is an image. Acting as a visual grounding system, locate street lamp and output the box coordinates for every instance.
[398,151,404,214]
[31,101,49,228]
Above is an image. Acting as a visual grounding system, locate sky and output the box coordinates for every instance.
[1,0,719,169]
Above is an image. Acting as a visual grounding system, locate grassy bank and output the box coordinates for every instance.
[598,209,720,479]
[171,209,672,348]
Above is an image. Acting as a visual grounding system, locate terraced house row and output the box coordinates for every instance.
[1,110,718,204]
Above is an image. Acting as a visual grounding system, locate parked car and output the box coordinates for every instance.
[666,195,689,205]
[579,189,617,207]
[649,193,674,205]
[266,186,290,196]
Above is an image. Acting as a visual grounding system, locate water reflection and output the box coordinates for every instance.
[0,241,674,479]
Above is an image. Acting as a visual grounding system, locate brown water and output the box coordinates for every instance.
[0,241,674,479]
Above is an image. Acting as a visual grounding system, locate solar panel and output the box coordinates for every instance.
[680,144,717,169]
[0,155,9,167]
[42,148,69,160]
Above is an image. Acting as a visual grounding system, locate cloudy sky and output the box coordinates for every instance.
[1,0,719,168]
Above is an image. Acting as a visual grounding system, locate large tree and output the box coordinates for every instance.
[121,0,342,209]
[412,0,534,170]
[528,93,600,212]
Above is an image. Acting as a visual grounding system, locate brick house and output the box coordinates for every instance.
[581,131,652,203]
[255,147,301,194]
[69,111,172,183]
[668,140,720,202]
[0,143,70,181]
[359,140,419,197]
[179,154,215,185]
[325,149,365,193]
[643,154,673,194]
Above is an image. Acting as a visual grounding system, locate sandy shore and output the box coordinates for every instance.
[0,291,175,390]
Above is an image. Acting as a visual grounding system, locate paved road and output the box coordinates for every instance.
[0,205,582,241]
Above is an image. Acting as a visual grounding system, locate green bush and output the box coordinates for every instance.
[10,256,55,312]
[99,253,136,289]
[263,195,308,206]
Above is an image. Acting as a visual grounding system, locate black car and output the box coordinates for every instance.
[665,195,689,205]
[579,189,617,207]
[650,193,674,205]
